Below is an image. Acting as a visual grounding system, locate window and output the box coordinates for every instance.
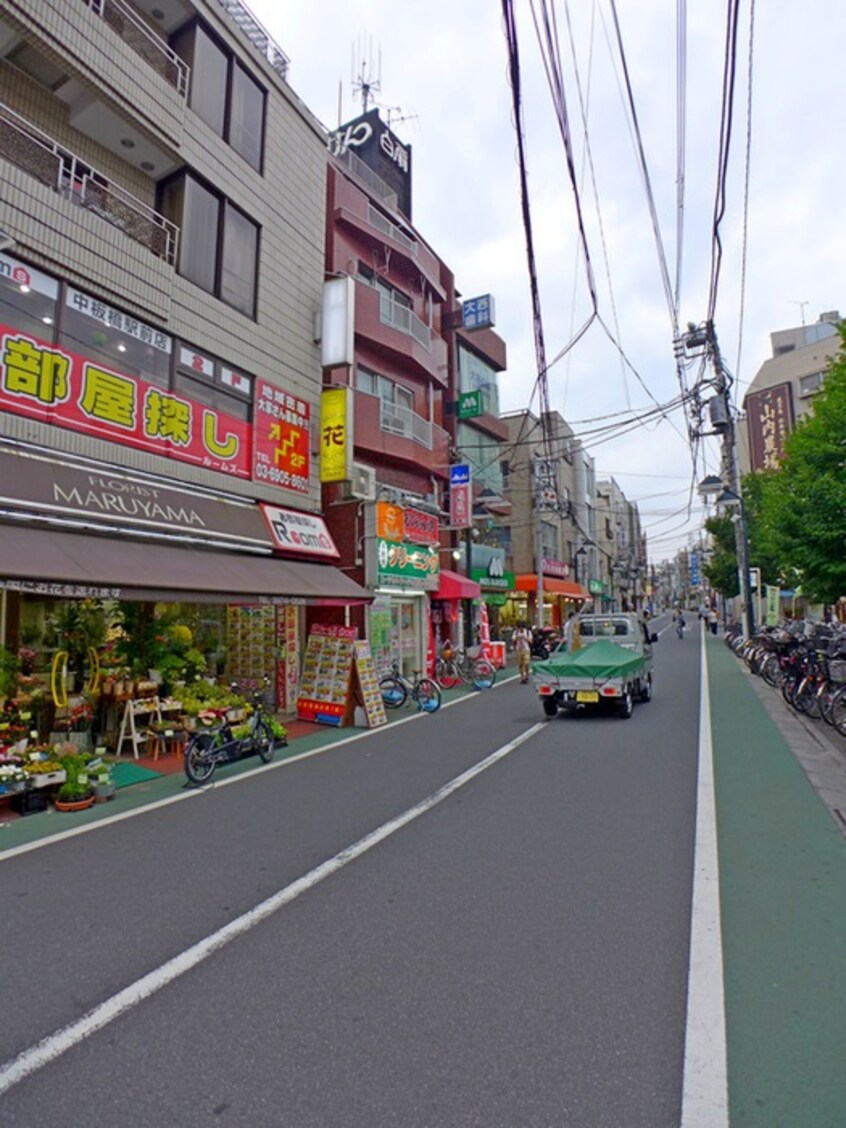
[0,256,59,343]
[160,173,259,318]
[799,372,824,397]
[230,63,265,170]
[172,22,266,172]
[221,201,259,317]
[458,344,500,417]
[174,343,252,423]
[61,287,172,388]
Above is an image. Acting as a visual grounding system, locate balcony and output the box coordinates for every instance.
[0,103,179,265]
[214,0,290,80]
[354,282,448,385]
[352,388,449,476]
[82,0,189,96]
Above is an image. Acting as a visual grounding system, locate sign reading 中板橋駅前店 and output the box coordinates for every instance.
[260,503,339,559]
[375,538,439,590]
[0,325,312,495]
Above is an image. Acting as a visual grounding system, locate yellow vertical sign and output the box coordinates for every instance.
[320,386,352,483]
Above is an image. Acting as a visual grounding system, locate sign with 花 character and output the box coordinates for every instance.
[252,380,311,495]
[462,294,495,331]
[320,386,353,482]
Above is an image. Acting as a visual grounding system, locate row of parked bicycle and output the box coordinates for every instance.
[378,645,498,715]
[726,620,846,737]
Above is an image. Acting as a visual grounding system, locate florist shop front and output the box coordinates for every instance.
[0,446,370,755]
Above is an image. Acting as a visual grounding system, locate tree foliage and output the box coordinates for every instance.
[702,514,739,598]
[755,327,846,604]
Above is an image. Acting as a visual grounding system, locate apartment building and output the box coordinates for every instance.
[0,0,365,707]
[738,310,841,474]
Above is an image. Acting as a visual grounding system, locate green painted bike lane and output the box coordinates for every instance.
[708,636,846,1127]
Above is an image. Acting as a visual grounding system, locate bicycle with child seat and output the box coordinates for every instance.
[183,678,281,785]
[379,660,442,713]
[434,643,496,691]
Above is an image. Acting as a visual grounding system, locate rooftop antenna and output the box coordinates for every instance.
[789,300,809,326]
[384,105,419,132]
[351,36,381,114]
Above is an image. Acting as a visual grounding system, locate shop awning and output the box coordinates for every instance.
[0,524,371,605]
[513,573,590,599]
[435,569,481,601]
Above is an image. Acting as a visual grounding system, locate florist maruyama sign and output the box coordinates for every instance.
[0,328,310,495]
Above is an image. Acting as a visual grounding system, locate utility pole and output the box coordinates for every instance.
[682,320,755,637]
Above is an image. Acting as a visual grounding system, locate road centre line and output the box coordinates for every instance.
[0,721,545,1097]
[0,672,519,864]
[680,626,729,1126]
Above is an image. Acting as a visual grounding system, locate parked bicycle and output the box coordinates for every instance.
[434,643,496,691]
[184,678,281,785]
[379,660,441,713]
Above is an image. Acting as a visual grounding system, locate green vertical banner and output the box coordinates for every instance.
[765,585,780,626]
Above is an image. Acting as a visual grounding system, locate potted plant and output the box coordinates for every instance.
[0,762,28,794]
[54,780,94,812]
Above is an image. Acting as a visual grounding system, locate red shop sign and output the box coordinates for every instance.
[403,506,439,546]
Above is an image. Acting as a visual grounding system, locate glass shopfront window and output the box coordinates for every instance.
[0,254,59,342]
[61,288,172,388]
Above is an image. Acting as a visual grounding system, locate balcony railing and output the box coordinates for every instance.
[379,398,433,449]
[335,148,398,211]
[367,204,417,256]
[0,103,179,266]
[82,0,189,96]
[215,0,290,80]
[379,293,432,351]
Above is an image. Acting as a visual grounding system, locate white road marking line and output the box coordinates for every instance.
[681,627,729,1125]
[0,722,545,1097]
[0,673,519,863]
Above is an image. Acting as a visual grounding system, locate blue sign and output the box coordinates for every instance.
[462,294,495,331]
[690,551,701,587]
[450,464,470,486]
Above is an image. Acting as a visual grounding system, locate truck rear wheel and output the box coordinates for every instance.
[619,690,633,719]
[639,677,652,703]
[542,697,559,718]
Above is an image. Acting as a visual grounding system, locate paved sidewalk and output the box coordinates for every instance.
[707,631,846,1127]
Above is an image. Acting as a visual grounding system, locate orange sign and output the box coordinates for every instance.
[376,501,404,541]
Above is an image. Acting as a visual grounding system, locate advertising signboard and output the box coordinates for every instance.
[462,294,496,331]
[0,324,251,479]
[375,538,439,589]
[260,504,339,558]
[449,463,471,529]
[745,382,794,471]
[320,386,353,482]
[253,380,310,495]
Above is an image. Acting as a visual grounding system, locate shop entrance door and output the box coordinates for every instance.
[391,597,422,678]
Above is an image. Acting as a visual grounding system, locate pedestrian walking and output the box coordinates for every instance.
[513,622,532,683]
[708,607,719,635]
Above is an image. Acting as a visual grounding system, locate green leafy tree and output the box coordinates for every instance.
[757,328,846,604]
[702,514,739,598]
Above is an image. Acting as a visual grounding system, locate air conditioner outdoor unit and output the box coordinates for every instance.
[349,463,376,501]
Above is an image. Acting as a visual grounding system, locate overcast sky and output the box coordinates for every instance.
[247,1,844,561]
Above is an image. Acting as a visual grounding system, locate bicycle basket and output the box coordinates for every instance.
[829,659,846,684]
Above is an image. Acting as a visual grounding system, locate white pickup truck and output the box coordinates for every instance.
[532,612,658,719]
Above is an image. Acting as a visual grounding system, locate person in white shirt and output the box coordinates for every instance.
[513,623,532,683]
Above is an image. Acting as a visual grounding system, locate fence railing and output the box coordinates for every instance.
[82,0,189,96]
[214,0,290,80]
[0,103,179,266]
[379,398,433,449]
[367,204,417,256]
[379,293,432,351]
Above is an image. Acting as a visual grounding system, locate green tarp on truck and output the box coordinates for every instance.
[532,638,647,682]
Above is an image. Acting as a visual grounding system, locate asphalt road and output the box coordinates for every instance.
[0,622,703,1127]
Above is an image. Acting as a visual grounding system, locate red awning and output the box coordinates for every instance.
[513,573,590,599]
[435,569,482,601]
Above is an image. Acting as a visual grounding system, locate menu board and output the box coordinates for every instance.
[227,605,276,689]
[276,605,300,712]
[353,641,387,728]
[296,625,357,725]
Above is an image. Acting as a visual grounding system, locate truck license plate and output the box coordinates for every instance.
[576,691,599,703]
